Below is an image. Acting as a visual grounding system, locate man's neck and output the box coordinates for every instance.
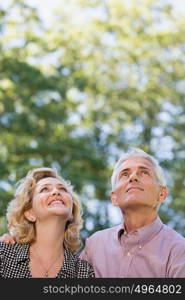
[122,210,158,233]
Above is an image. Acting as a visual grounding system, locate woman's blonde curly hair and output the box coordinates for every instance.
[6,168,83,252]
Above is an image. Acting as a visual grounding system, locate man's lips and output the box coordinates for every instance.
[126,187,144,192]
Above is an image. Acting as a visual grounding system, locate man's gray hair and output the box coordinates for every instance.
[111,148,167,190]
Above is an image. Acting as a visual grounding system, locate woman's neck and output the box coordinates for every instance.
[31,218,66,258]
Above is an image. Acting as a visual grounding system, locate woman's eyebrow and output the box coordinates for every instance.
[38,183,67,188]
[37,183,50,188]
[56,184,67,188]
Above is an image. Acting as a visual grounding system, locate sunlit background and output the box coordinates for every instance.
[1,0,185,245]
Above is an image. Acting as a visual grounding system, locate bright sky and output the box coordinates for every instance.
[29,0,62,24]
[31,0,185,19]
[1,0,185,23]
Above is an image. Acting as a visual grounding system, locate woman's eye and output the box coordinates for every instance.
[142,170,149,175]
[60,187,67,192]
[40,187,48,192]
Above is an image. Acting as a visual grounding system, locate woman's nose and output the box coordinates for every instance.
[51,188,60,195]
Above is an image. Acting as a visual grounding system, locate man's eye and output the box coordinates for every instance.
[122,173,129,177]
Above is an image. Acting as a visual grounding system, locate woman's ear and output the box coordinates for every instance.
[111,191,118,206]
[24,209,36,222]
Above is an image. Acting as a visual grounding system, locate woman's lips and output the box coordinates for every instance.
[48,198,65,206]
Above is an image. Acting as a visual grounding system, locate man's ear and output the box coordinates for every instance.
[111,191,118,206]
[24,209,36,222]
[159,186,168,203]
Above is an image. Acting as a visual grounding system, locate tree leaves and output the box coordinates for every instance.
[1,0,185,236]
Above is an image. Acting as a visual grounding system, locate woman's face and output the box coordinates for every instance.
[25,177,73,223]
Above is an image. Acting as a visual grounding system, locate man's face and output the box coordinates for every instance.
[111,157,167,211]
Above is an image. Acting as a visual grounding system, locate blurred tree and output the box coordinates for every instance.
[0,0,185,240]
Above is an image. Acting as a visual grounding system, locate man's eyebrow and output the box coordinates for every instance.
[118,168,130,176]
[119,168,130,173]
[138,166,151,170]
[119,166,151,174]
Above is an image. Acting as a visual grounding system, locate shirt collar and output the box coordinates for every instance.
[117,216,163,243]
[118,223,127,239]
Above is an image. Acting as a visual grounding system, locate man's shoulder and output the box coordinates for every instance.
[87,224,121,241]
[163,224,185,246]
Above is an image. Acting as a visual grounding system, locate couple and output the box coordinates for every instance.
[1,148,185,278]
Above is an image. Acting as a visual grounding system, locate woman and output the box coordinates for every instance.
[0,167,95,278]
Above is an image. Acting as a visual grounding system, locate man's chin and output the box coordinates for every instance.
[122,196,138,203]
[119,199,149,209]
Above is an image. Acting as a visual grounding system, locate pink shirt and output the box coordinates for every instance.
[80,217,185,278]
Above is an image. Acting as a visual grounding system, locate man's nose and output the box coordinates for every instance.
[129,172,139,182]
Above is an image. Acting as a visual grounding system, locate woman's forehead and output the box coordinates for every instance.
[36,177,65,187]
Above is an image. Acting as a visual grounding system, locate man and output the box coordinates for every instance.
[1,148,185,277]
[79,148,185,277]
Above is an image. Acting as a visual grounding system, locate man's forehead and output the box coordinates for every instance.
[119,157,154,171]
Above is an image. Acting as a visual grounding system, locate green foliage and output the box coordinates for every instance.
[0,0,185,237]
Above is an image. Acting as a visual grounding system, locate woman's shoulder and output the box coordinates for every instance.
[0,241,16,251]
[65,248,95,278]
[0,241,17,260]
[75,254,92,266]
[74,253,95,277]
[0,241,29,256]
